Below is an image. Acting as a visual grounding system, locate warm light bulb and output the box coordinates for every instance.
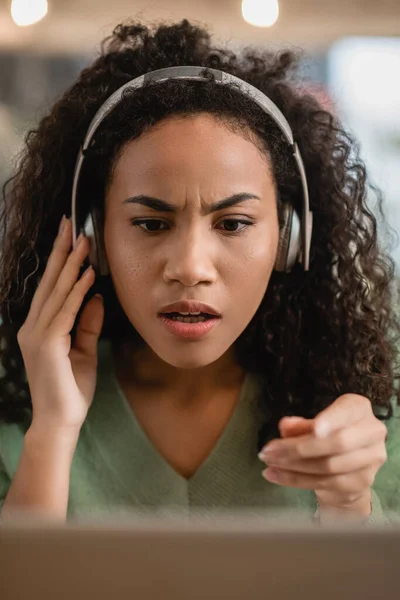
[242,0,279,27]
[11,0,48,27]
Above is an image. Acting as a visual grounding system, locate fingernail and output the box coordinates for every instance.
[262,468,281,483]
[76,232,85,248]
[94,293,103,303]
[82,265,93,277]
[258,443,277,457]
[58,214,66,235]
[258,450,281,464]
[258,449,269,461]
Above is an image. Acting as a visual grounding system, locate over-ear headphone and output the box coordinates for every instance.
[71,66,313,275]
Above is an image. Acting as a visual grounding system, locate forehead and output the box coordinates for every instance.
[110,113,274,188]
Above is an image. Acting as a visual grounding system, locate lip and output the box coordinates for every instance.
[158,313,221,340]
[159,300,222,317]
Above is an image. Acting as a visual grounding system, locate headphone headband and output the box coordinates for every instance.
[71,65,312,271]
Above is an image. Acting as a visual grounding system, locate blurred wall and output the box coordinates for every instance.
[0,1,399,266]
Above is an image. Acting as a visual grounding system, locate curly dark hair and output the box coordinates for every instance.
[0,19,399,440]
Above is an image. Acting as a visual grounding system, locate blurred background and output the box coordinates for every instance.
[0,0,399,265]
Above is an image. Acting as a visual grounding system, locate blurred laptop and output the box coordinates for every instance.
[0,512,398,600]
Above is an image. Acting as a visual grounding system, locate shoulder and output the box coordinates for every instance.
[384,401,400,448]
[0,415,30,474]
[0,416,30,505]
[373,403,400,516]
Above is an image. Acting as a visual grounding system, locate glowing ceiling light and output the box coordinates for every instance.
[11,0,48,27]
[242,0,279,28]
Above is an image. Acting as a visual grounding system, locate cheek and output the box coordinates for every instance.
[230,223,278,284]
[226,225,278,317]
[104,224,149,293]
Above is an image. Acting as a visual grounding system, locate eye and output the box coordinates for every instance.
[131,219,170,233]
[216,219,254,233]
[130,218,254,234]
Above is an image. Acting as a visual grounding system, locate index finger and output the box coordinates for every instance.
[313,393,372,439]
[259,419,384,460]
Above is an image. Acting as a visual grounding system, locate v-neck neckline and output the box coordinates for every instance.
[86,339,263,503]
[108,342,253,484]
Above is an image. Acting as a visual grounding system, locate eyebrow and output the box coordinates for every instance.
[123,192,260,215]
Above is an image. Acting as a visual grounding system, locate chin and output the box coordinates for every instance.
[153,345,226,370]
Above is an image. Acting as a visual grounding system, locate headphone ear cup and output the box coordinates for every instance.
[274,204,301,272]
[83,211,110,276]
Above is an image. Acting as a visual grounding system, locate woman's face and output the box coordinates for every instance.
[104,113,279,368]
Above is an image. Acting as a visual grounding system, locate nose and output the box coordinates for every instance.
[163,226,218,287]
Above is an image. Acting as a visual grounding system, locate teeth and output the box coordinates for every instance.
[170,315,207,323]
[179,311,201,316]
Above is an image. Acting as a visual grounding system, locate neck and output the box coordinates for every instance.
[111,340,245,406]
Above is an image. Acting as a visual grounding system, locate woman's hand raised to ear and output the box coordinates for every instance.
[2,216,104,519]
[258,395,388,518]
[17,215,104,434]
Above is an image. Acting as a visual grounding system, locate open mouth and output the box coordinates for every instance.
[160,312,218,323]
[158,311,221,339]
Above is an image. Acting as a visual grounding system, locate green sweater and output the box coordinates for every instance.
[0,340,399,520]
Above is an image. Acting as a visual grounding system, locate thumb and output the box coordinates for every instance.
[279,416,315,438]
[75,294,104,358]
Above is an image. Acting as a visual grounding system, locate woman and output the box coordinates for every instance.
[0,19,398,522]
